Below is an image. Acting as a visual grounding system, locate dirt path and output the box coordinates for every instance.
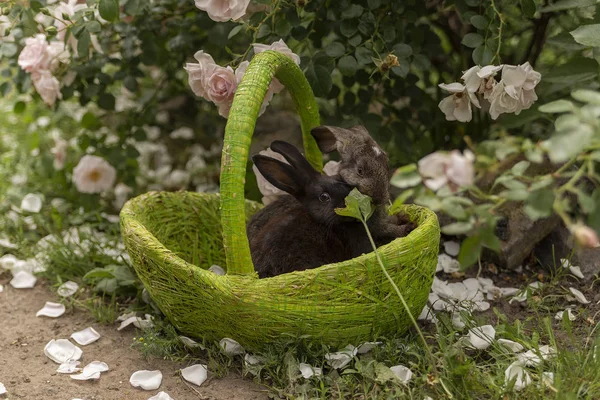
[0,282,269,400]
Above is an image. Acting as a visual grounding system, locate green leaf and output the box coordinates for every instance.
[392,43,412,58]
[373,362,401,384]
[77,30,91,58]
[340,20,358,37]
[84,268,115,281]
[81,112,99,129]
[391,59,410,78]
[338,55,358,76]
[228,25,243,39]
[544,57,598,84]
[342,4,363,19]
[511,161,531,176]
[441,221,475,235]
[578,191,596,214]
[367,0,382,9]
[571,89,600,105]
[391,189,414,208]
[462,33,484,48]
[524,189,555,220]
[520,0,537,17]
[500,189,529,201]
[390,164,421,188]
[275,18,292,36]
[571,24,600,47]
[355,47,373,66]
[588,189,600,232]
[31,0,43,12]
[85,20,101,33]
[547,124,594,163]
[257,24,271,38]
[529,177,554,191]
[325,42,345,58]
[0,42,18,57]
[472,44,493,64]
[470,15,489,29]
[98,93,115,110]
[123,76,138,92]
[305,64,332,97]
[98,0,119,22]
[335,188,375,221]
[538,99,575,113]
[458,236,482,267]
[441,198,467,220]
[13,101,26,114]
[542,0,597,12]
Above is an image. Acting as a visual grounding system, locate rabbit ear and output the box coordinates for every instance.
[310,126,348,153]
[252,155,305,196]
[269,141,318,178]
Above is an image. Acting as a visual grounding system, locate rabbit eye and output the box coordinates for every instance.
[357,167,364,176]
[319,193,331,203]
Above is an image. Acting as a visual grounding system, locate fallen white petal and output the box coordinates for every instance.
[71,371,101,381]
[71,327,101,345]
[529,281,543,289]
[477,277,495,292]
[539,345,556,360]
[429,293,450,311]
[181,364,208,386]
[36,302,66,318]
[555,308,576,321]
[299,363,322,379]
[560,258,572,269]
[179,335,205,350]
[462,278,481,292]
[474,301,491,312]
[443,241,460,257]
[21,193,43,213]
[130,370,163,390]
[148,392,174,400]
[468,325,496,350]
[44,339,83,364]
[437,254,461,274]
[509,292,528,304]
[452,312,467,329]
[516,350,541,366]
[57,360,81,374]
[356,342,382,354]
[209,264,226,275]
[497,339,524,353]
[117,311,137,321]
[505,362,532,391]
[418,305,438,323]
[0,237,17,249]
[390,365,413,383]
[0,382,6,395]
[325,345,357,369]
[219,338,244,355]
[542,372,554,386]
[70,361,109,381]
[57,281,79,297]
[10,270,37,289]
[569,287,590,304]
[569,266,584,279]
[117,315,154,331]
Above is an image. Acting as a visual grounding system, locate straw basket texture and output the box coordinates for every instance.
[120,51,440,350]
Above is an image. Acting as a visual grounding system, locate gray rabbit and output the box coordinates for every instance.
[247,140,367,278]
[311,125,415,248]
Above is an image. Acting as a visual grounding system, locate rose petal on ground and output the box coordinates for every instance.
[57,360,81,374]
[71,371,101,381]
[474,301,491,312]
[477,277,494,292]
[504,362,532,391]
[497,339,524,353]
[325,345,357,370]
[148,392,174,400]
[0,382,6,395]
[390,365,413,383]
[569,287,590,304]
[130,370,163,390]
[516,350,541,366]
[542,372,554,386]
[117,315,154,331]
[452,312,466,329]
[179,335,205,350]
[44,339,83,364]
[529,281,543,289]
[462,278,481,292]
[560,258,572,269]
[539,345,556,360]
[0,254,18,270]
[429,293,450,311]
[443,241,460,257]
[181,364,208,387]
[509,292,528,304]
[357,342,382,354]
[70,361,109,381]
[418,305,438,323]
[21,193,43,213]
[117,311,137,321]
[555,308,576,321]
[468,325,496,350]
[569,266,584,279]
[219,338,244,355]
[36,302,66,318]
[437,254,461,274]
[299,363,322,379]
[209,265,226,275]
[71,327,101,345]
[10,270,37,289]
[57,281,79,297]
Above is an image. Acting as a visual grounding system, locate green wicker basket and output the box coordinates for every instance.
[120,51,440,350]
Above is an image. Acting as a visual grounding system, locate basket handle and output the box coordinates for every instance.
[220,50,323,276]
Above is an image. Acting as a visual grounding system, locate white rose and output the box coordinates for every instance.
[51,138,68,170]
[54,0,86,48]
[18,34,51,73]
[252,39,301,65]
[72,155,117,194]
[461,65,502,100]
[438,82,480,122]
[31,70,62,107]
[488,81,521,120]
[252,147,289,205]
[206,65,237,117]
[418,150,474,192]
[194,0,251,22]
[184,50,218,100]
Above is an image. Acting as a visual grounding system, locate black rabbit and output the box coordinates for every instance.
[311,125,416,247]
[247,140,367,278]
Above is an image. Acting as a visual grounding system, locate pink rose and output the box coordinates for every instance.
[206,66,237,117]
[418,150,475,192]
[194,0,251,22]
[571,225,600,249]
[18,34,51,73]
[184,50,218,99]
[252,39,300,65]
[31,70,62,106]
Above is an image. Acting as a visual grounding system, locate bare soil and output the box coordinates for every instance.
[0,282,269,400]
